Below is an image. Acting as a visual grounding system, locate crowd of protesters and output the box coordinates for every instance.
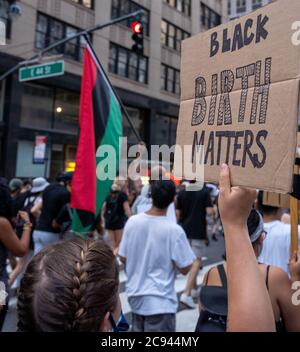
[0,164,299,332]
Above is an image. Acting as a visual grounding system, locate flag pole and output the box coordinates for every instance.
[83,35,143,144]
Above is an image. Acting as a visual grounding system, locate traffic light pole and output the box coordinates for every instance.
[0,10,144,143]
[0,10,144,81]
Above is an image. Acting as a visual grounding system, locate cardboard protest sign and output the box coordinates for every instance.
[263,192,290,208]
[175,0,300,193]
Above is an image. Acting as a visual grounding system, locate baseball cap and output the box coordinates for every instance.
[9,178,23,192]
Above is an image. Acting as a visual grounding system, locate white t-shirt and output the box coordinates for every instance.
[119,213,196,316]
[137,202,177,223]
[258,221,300,274]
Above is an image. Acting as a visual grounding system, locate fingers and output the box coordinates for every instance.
[290,250,298,263]
[245,188,257,204]
[219,164,231,197]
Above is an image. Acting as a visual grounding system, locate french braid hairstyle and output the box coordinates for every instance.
[17,237,119,332]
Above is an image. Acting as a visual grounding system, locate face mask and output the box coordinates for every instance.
[109,312,130,332]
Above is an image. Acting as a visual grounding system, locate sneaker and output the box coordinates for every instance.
[191,287,201,299]
[180,293,197,309]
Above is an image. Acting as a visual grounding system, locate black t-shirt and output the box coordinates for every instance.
[55,204,72,234]
[11,191,30,217]
[105,191,128,229]
[176,187,213,240]
[55,204,71,227]
[36,184,70,233]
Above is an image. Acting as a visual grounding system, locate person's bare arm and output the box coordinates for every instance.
[270,266,300,332]
[123,201,132,219]
[0,213,31,257]
[274,248,300,332]
[177,264,192,275]
[31,202,42,218]
[219,164,275,332]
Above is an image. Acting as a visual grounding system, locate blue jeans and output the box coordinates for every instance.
[33,231,60,256]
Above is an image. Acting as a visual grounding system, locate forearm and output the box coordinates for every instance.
[19,229,31,255]
[225,224,275,332]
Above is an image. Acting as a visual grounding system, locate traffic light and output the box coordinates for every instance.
[131,21,144,56]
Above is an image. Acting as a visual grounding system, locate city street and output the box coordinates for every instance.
[2,235,225,332]
[1,0,300,338]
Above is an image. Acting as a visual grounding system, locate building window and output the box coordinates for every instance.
[228,0,231,15]
[0,0,11,39]
[20,83,79,134]
[161,20,190,52]
[35,13,86,62]
[123,106,145,144]
[54,89,80,134]
[161,64,180,95]
[109,43,148,84]
[236,0,247,13]
[20,84,54,130]
[70,0,94,9]
[201,3,221,30]
[152,114,178,147]
[163,0,191,16]
[252,0,263,10]
[111,0,150,36]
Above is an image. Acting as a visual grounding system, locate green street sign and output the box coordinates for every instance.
[19,60,65,82]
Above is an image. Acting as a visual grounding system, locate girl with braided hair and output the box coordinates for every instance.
[17,237,128,332]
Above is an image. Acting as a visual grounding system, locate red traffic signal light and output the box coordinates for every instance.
[131,21,143,34]
[131,21,144,55]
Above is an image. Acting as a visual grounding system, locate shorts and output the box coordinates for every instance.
[131,313,176,333]
[189,239,206,260]
[33,231,61,256]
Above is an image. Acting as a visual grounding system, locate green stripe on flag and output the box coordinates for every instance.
[96,92,123,215]
[72,210,94,238]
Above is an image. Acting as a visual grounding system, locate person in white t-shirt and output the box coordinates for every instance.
[119,180,196,332]
[257,192,300,274]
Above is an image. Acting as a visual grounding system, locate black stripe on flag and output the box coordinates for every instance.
[92,70,111,148]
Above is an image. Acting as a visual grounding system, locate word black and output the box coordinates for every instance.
[210,14,269,57]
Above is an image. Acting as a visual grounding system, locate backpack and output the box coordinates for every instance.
[195,264,228,332]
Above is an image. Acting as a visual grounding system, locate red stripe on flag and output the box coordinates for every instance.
[71,46,97,214]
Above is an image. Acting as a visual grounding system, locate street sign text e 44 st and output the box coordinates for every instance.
[19,60,65,82]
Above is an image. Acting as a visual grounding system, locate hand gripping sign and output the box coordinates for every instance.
[175,0,300,194]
